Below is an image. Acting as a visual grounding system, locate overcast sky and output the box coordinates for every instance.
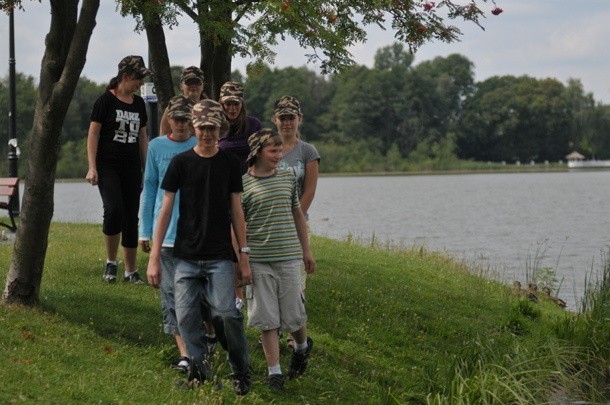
[1,0,610,103]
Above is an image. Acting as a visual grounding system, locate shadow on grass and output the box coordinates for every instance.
[39,285,168,348]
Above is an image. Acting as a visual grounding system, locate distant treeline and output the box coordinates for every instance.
[1,43,609,178]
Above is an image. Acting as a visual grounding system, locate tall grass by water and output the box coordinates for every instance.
[0,222,608,403]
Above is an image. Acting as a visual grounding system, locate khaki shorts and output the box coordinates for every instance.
[246,260,307,333]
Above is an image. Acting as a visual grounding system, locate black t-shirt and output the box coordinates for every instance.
[161,148,243,260]
[90,90,148,165]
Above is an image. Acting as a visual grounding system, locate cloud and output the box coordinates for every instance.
[548,12,610,62]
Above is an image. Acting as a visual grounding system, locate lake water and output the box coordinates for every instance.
[49,171,610,310]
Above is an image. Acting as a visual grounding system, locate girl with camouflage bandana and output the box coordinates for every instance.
[217,81,263,174]
[217,81,263,303]
[272,95,320,347]
[86,55,151,284]
[274,96,320,277]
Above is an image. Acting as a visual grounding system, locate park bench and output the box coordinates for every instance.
[0,177,19,232]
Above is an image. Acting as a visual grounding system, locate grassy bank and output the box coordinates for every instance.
[0,223,608,403]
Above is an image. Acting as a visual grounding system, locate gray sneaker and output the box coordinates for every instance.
[124,271,145,284]
[102,262,117,283]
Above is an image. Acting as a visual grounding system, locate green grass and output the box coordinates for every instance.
[0,222,608,403]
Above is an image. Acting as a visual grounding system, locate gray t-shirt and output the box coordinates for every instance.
[278,140,320,218]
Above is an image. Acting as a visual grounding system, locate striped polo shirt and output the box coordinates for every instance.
[241,169,302,262]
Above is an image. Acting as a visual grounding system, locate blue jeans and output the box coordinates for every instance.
[160,248,179,336]
[174,258,249,374]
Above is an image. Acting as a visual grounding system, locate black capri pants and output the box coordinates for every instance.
[96,160,142,248]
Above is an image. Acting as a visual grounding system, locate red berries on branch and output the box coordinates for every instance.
[423,2,435,12]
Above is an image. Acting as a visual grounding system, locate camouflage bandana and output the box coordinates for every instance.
[273,95,301,117]
[167,95,195,120]
[192,99,227,128]
[180,66,204,84]
[246,128,278,166]
[118,55,151,77]
[219,81,244,103]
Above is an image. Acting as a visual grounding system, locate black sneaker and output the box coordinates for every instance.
[266,373,284,392]
[123,271,145,284]
[177,357,209,390]
[171,356,190,374]
[287,337,313,379]
[103,262,117,283]
[231,372,252,396]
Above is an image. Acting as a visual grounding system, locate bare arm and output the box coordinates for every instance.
[85,121,102,185]
[299,160,319,215]
[293,207,315,274]
[146,191,175,288]
[139,126,149,171]
[230,192,252,285]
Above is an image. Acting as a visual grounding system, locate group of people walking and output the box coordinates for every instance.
[86,55,320,395]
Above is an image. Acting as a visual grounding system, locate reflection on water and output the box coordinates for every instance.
[51,172,610,310]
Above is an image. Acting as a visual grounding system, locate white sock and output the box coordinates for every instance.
[294,339,308,353]
[106,260,117,265]
[268,364,281,375]
[124,270,135,276]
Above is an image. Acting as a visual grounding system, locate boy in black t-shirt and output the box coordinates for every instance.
[146,99,252,395]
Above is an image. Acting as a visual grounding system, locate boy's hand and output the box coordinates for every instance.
[147,257,161,288]
[239,260,252,285]
[303,252,315,274]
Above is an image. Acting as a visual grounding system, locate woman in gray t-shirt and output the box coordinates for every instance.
[272,96,320,221]
[272,95,320,347]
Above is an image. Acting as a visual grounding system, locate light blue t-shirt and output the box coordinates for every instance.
[139,134,197,246]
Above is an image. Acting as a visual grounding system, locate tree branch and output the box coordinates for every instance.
[174,0,198,21]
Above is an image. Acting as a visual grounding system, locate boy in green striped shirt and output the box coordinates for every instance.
[241,128,316,392]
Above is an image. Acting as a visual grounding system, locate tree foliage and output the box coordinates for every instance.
[117,0,503,106]
[2,44,608,179]
[456,76,574,162]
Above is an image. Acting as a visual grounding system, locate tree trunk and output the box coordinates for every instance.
[155,0,233,100]
[142,10,174,110]
[200,32,232,100]
[198,2,232,100]
[2,0,100,305]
